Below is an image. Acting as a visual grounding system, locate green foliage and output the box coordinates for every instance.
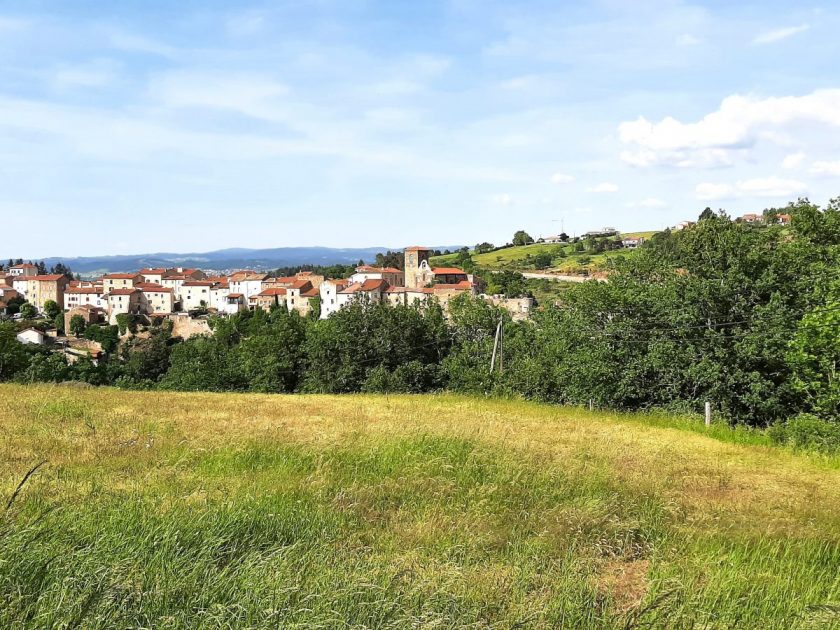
[474,242,494,254]
[0,322,28,380]
[768,414,840,453]
[69,314,86,337]
[120,328,173,385]
[53,313,64,334]
[115,313,137,336]
[83,325,120,354]
[512,230,534,246]
[304,300,450,393]
[42,299,61,319]
[19,302,36,320]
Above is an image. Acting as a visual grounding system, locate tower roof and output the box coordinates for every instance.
[405,245,431,252]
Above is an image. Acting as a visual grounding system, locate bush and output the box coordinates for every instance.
[768,414,840,453]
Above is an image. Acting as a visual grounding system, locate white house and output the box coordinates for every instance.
[349,265,404,287]
[229,272,268,300]
[209,280,230,312]
[16,328,45,345]
[64,286,107,310]
[319,279,350,319]
[178,281,214,311]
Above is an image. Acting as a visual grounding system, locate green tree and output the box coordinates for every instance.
[512,230,534,247]
[0,322,29,380]
[70,315,87,337]
[43,299,61,319]
[474,242,494,254]
[54,313,65,334]
[19,302,36,320]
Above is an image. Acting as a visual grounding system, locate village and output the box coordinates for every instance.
[0,244,539,354]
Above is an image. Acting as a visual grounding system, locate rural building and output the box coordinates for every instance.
[106,288,144,324]
[102,273,142,292]
[229,272,268,299]
[404,246,432,288]
[8,263,37,277]
[250,287,288,312]
[139,268,167,284]
[13,274,69,310]
[319,279,350,319]
[350,266,405,287]
[179,281,214,311]
[137,283,175,314]
[65,286,107,310]
[222,293,246,315]
[622,237,645,249]
[16,328,45,345]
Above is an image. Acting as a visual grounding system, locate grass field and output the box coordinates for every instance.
[1,384,839,628]
[431,231,658,273]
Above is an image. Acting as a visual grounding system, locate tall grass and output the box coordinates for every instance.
[1,385,839,628]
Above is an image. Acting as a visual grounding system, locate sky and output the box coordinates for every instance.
[1,0,839,257]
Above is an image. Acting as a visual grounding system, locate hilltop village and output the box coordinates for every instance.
[0,245,534,347]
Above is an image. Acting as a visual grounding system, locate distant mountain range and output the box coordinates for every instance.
[27,246,462,276]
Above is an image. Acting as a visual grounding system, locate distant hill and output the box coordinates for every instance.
[26,246,462,276]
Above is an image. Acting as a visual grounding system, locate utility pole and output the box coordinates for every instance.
[498,319,504,373]
[705,401,712,427]
[490,319,502,372]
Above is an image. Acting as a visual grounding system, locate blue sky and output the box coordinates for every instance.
[2,0,839,257]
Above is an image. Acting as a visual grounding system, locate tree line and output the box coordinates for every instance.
[0,199,837,432]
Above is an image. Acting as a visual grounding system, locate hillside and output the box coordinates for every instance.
[432,231,658,274]
[1,385,838,628]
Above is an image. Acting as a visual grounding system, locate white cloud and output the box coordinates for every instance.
[587,182,618,193]
[52,60,119,88]
[752,24,809,45]
[550,172,574,184]
[810,160,840,176]
[696,182,734,201]
[782,152,806,169]
[628,197,667,208]
[677,34,701,46]
[696,177,806,200]
[738,176,806,197]
[149,71,289,118]
[491,193,513,206]
[619,89,840,168]
[107,31,177,57]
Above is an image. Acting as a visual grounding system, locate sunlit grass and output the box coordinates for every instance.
[1,384,838,628]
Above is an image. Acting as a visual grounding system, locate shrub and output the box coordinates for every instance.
[768,414,840,453]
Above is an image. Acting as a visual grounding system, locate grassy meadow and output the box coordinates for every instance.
[431,231,658,274]
[1,384,839,628]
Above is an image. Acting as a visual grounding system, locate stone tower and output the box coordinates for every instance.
[404,246,431,288]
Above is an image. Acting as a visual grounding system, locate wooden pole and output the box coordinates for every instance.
[705,401,712,427]
[499,320,504,373]
[490,319,501,372]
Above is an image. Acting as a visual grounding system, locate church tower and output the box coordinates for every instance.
[404,246,431,288]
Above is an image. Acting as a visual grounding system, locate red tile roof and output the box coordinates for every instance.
[139,268,166,274]
[301,288,319,297]
[433,281,473,291]
[356,265,402,274]
[103,273,140,280]
[405,246,431,251]
[182,281,214,287]
[66,287,104,294]
[360,278,387,291]
[11,263,37,269]
[432,267,467,275]
[108,288,138,296]
[227,293,244,299]
[257,288,288,296]
[30,274,66,281]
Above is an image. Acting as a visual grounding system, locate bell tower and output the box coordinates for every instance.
[404,246,431,288]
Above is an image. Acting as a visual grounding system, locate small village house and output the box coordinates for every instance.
[16,328,45,345]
